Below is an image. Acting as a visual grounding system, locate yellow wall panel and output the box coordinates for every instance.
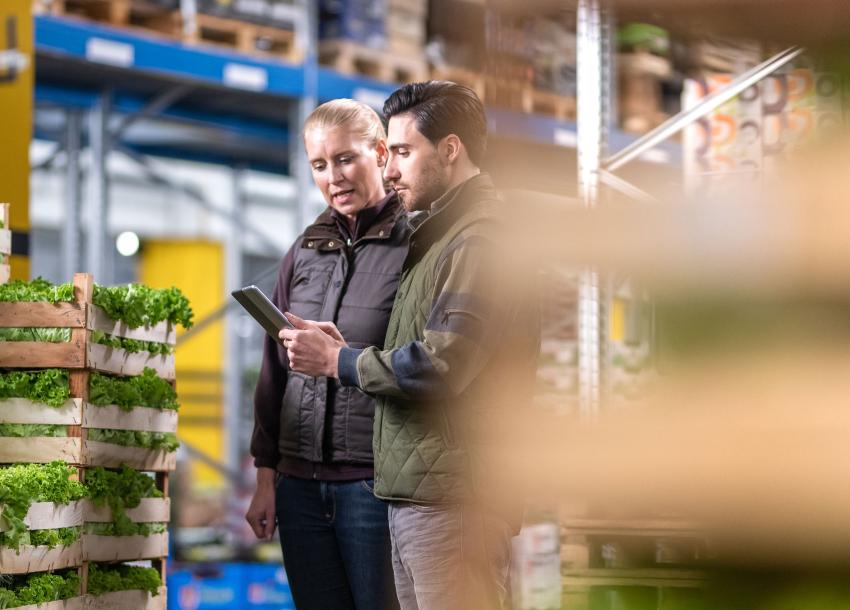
[140,240,225,488]
[0,0,32,280]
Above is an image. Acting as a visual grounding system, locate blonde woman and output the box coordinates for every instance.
[247,100,405,610]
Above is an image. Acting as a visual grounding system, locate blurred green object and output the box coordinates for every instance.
[618,23,669,55]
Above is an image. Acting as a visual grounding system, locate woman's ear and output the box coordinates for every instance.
[375,139,389,168]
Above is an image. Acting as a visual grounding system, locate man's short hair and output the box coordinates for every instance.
[383,81,487,166]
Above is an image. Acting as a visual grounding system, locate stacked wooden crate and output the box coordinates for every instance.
[0,273,180,609]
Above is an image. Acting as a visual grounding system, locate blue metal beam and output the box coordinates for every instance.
[36,15,305,98]
[36,83,289,143]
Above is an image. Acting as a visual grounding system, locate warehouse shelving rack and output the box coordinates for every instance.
[31,1,682,477]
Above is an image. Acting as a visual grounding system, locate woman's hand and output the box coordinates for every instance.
[245,467,277,540]
[279,313,348,378]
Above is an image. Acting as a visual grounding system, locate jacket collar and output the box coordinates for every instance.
[303,191,401,249]
[410,173,499,247]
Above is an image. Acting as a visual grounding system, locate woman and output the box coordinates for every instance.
[246,99,407,610]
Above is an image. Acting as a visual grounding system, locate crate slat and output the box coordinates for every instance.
[83,404,177,433]
[0,397,83,425]
[0,302,86,328]
[82,532,168,562]
[83,441,176,471]
[83,498,170,524]
[87,343,175,380]
[88,304,176,346]
[23,500,85,530]
[0,340,85,368]
[0,540,82,573]
[0,437,82,464]
[86,587,166,610]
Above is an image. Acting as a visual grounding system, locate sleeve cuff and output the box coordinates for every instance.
[338,347,364,387]
[253,457,278,469]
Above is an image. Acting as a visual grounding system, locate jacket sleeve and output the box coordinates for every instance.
[338,231,508,401]
[250,243,297,468]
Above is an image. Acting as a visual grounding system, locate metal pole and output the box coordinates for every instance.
[604,46,803,173]
[63,110,82,280]
[86,90,110,283]
[598,169,660,205]
[290,0,318,230]
[224,166,245,475]
[576,0,609,419]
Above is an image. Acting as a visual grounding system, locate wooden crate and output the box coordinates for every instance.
[0,399,176,469]
[320,40,429,84]
[0,496,85,574]
[187,13,301,63]
[39,0,182,39]
[0,273,178,471]
[79,472,171,593]
[86,587,166,610]
[0,203,10,284]
[0,274,176,380]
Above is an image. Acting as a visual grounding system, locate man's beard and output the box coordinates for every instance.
[398,161,450,212]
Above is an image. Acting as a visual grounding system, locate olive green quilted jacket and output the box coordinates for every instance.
[338,173,539,504]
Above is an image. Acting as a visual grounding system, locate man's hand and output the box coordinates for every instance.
[245,467,277,540]
[279,312,347,378]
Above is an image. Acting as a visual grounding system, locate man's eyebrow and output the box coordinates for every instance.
[388,143,410,152]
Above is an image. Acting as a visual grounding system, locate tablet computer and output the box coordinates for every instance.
[231,285,294,341]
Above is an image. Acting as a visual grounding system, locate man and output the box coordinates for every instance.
[282,81,539,610]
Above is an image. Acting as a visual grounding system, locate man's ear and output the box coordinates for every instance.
[441,134,463,165]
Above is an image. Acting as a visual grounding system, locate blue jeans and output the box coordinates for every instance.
[276,475,399,610]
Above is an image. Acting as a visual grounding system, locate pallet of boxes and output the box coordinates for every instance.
[0,273,193,609]
[191,0,303,62]
[0,204,10,285]
[319,0,428,84]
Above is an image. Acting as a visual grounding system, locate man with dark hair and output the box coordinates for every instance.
[281,81,539,610]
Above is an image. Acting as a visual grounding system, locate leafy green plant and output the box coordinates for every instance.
[0,571,80,608]
[0,278,75,304]
[0,369,70,408]
[92,284,193,329]
[10,526,81,549]
[0,328,173,356]
[84,522,167,537]
[84,466,162,536]
[0,424,66,438]
[90,331,173,356]
[0,462,86,551]
[89,368,179,411]
[87,563,162,597]
[87,429,179,452]
[0,278,193,329]
[0,328,71,343]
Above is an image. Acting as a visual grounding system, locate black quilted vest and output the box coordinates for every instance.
[279,195,409,464]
